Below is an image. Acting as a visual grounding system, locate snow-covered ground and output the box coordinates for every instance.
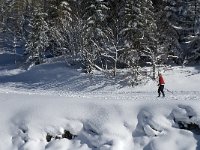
[0,59,200,150]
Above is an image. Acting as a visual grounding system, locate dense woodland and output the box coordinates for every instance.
[0,0,200,79]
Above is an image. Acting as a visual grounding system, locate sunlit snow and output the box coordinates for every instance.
[0,56,200,150]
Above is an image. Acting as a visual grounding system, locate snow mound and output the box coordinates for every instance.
[0,92,200,150]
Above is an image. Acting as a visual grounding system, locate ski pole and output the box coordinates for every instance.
[165,88,173,94]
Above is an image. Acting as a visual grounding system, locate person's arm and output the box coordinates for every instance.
[157,77,160,86]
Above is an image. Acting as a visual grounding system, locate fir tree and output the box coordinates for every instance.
[25,7,49,64]
[164,0,200,64]
[80,0,110,73]
[102,0,125,76]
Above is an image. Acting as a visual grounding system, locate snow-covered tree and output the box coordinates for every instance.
[101,0,125,76]
[153,0,180,64]
[120,0,163,79]
[0,0,28,63]
[57,1,74,56]
[25,7,49,64]
[0,1,5,52]
[119,0,141,72]
[79,0,110,73]
[164,0,200,64]
[46,0,66,56]
[183,0,200,63]
[140,0,167,79]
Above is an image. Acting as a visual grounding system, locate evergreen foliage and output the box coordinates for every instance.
[0,0,200,78]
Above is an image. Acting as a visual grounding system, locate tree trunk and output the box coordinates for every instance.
[152,63,156,80]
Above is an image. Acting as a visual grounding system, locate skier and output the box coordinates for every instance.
[157,73,165,97]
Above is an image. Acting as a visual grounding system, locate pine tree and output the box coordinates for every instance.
[164,0,200,64]
[79,0,110,73]
[57,0,74,56]
[0,0,28,63]
[46,0,66,57]
[25,7,49,64]
[153,0,180,64]
[139,0,161,79]
[120,0,162,79]
[102,0,125,76]
[119,0,141,70]
[64,0,83,58]
[183,0,200,63]
[0,1,5,52]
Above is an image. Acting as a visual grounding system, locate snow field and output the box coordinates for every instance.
[1,62,200,149]
[0,91,200,150]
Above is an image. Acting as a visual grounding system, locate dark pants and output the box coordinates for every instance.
[158,85,165,97]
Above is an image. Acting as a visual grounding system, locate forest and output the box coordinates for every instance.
[0,0,200,79]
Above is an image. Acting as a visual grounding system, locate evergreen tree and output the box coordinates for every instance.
[164,0,200,64]
[79,0,110,73]
[0,1,5,52]
[120,0,163,79]
[154,0,180,64]
[25,7,49,64]
[58,1,74,56]
[139,0,162,79]
[119,0,141,72]
[0,0,28,63]
[102,0,125,76]
[183,0,200,63]
[46,0,66,56]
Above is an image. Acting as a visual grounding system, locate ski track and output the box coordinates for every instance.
[0,84,199,102]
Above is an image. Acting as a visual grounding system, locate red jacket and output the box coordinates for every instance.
[159,75,165,85]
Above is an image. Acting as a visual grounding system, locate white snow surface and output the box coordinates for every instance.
[0,61,200,150]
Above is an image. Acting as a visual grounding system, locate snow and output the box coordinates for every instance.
[1,60,200,150]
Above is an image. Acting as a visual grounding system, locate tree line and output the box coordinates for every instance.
[0,0,200,79]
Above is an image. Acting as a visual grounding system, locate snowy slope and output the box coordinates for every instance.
[0,62,200,150]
